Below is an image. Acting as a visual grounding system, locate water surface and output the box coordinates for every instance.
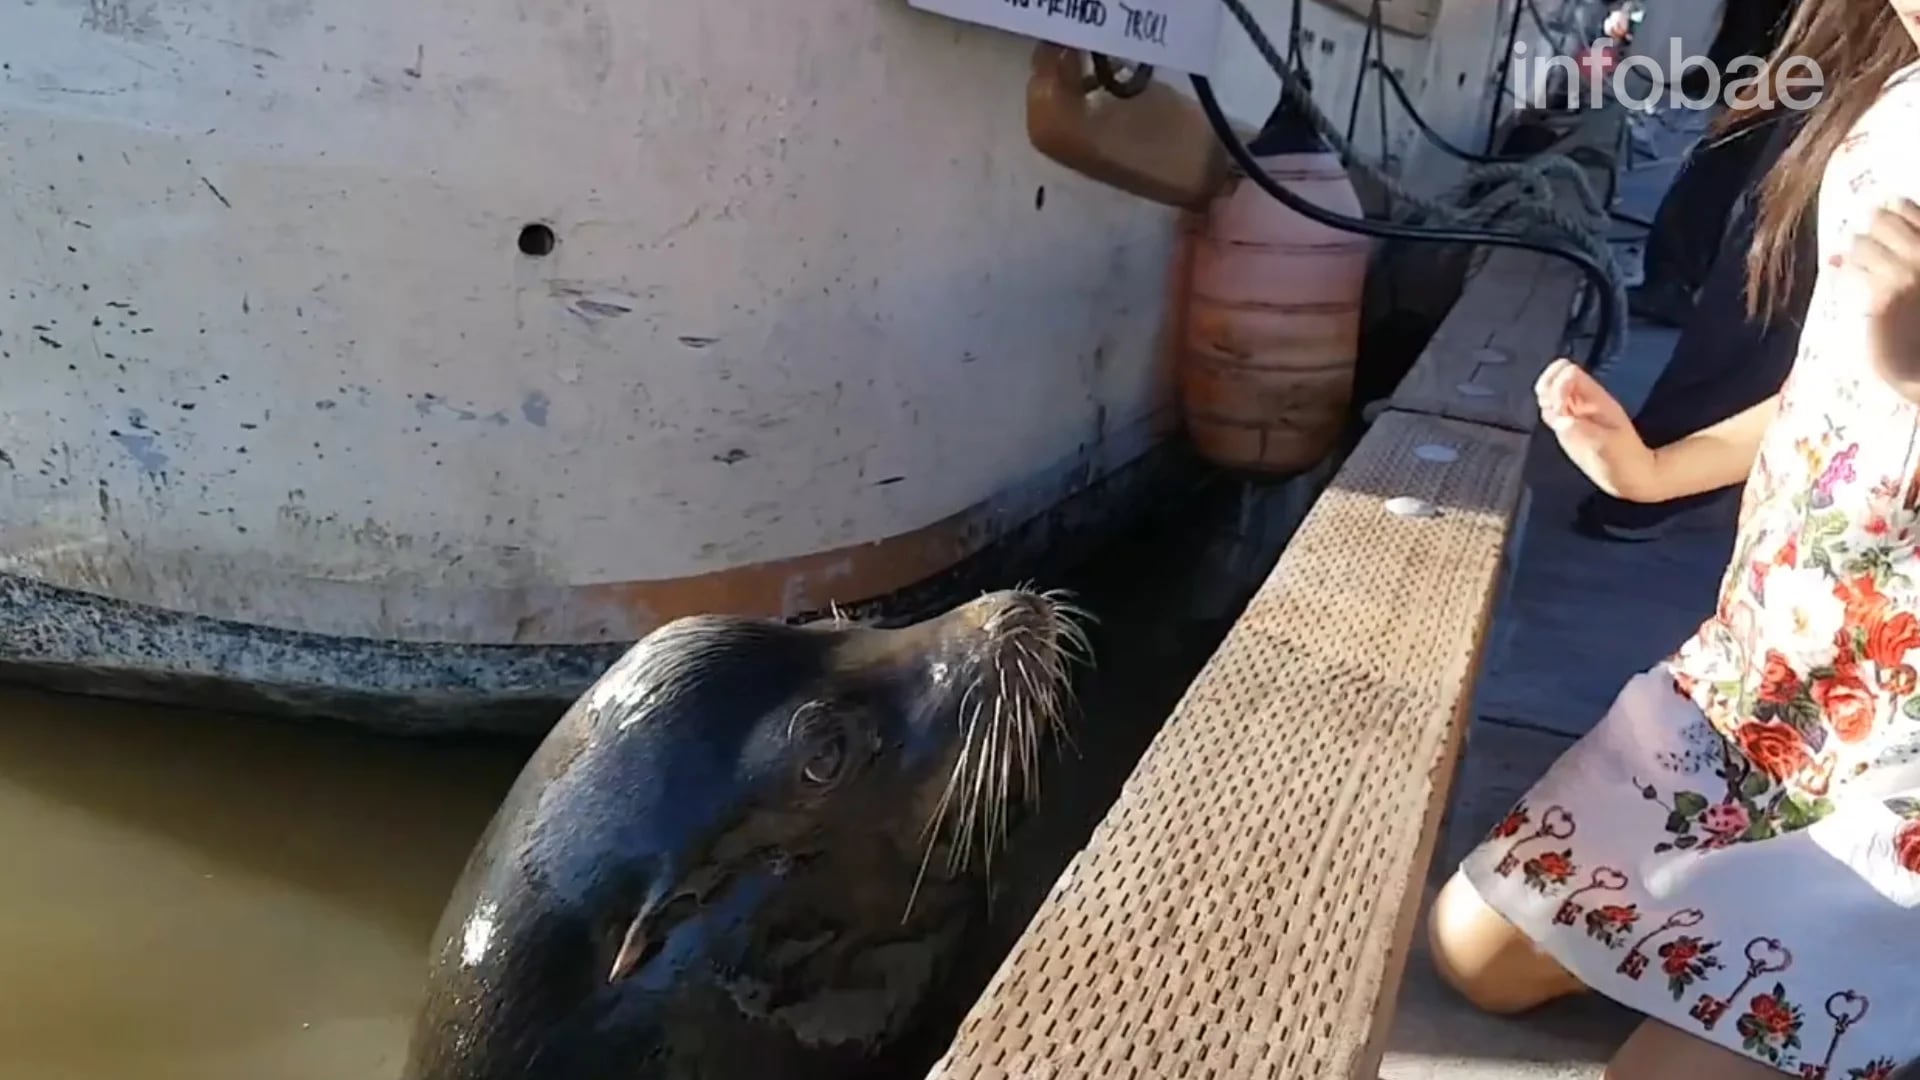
[0,690,530,1080]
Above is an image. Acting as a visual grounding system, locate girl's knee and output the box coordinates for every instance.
[1426,870,1583,1015]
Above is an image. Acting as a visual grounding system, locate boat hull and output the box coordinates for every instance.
[1,0,1507,727]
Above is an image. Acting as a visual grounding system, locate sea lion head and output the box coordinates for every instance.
[403,588,1092,1080]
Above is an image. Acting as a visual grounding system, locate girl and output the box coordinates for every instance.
[1427,0,1920,1076]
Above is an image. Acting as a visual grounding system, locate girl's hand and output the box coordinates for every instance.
[1536,359,1660,500]
[1839,198,1920,400]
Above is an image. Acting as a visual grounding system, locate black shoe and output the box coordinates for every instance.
[1573,488,1738,542]
[1574,495,1674,542]
[1628,279,1696,328]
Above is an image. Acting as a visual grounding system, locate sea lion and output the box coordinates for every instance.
[402,588,1092,1080]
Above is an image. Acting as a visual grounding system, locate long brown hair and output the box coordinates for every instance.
[1736,0,1916,318]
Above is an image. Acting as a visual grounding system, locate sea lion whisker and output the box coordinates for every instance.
[975,692,1004,879]
[994,696,1012,859]
[993,665,1018,851]
[1004,629,1080,764]
[1020,695,1045,810]
[1010,658,1038,809]
[906,756,965,919]
[1047,601,1097,668]
[951,686,990,876]
[971,688,1002,876]
[909,685,985,916]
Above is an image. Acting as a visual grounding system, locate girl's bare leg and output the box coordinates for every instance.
[1428,873,1781,1078]
[1426,870,1587,1014]
[1603,1019,1782,1080]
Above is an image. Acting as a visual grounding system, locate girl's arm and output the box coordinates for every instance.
[1536,360,1775,504]
[1642,392,1780,502]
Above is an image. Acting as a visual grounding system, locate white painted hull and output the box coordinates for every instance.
[0,0,1511,724]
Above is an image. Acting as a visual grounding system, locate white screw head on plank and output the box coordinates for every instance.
[1385,496,1440,519]
[906,0,1226,74]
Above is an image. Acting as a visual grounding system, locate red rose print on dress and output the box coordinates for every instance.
[1865,611,1920,670]
[1698,802,1752,846]
[1493,805,1574,877]
[1657,934,1725,1001]
[1582,903,1640,949]
[1692,937,1793,1032]
[1894,820,1920,875]
[1845,1058,1898,1080]
[1615,909,1715,991]
[1522,849,1577,894]
[1836,574,1892,630]
[1761,651,1804,705]
[1738,722,1816,782]
[1813,668,1877,744]
[1488,801,1529,841]
[1736,982,1805,1064]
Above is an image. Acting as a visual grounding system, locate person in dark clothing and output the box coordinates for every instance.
[1631,0,1800,326]
[1628,118,1781,325]
[1577,111,1817,541]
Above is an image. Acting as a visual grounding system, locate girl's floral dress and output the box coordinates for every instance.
[1461,63,1920,1079]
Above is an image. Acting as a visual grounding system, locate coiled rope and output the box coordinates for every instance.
[1215,0,1629,364]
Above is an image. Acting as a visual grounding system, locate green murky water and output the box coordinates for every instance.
[0,690,529,1080]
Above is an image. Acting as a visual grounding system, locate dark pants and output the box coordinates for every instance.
[1582,114,1815,532]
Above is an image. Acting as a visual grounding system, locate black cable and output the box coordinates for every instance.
[1523,0,1570,54]
[1371,3,1389,168]
[1485,0,1530,154]
[1190,74,1617,369]
[1371,60,1517,165]
[1345,7,1377,146]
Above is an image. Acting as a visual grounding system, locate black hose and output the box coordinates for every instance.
[1190,74,1617,370]
[1371,60,1520,165]
[1486,0,1530,154]
[1370,58,1620,206]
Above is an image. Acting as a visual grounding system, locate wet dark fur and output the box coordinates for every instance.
[403,590,1091,1080]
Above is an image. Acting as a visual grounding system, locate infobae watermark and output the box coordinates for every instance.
[1512,39,1826,111]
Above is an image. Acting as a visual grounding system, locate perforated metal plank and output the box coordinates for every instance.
[926,409,1527,1080]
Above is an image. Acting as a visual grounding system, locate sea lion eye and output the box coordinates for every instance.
[801,731,848,787]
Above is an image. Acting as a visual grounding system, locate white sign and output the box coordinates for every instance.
[908,0,1224,75]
